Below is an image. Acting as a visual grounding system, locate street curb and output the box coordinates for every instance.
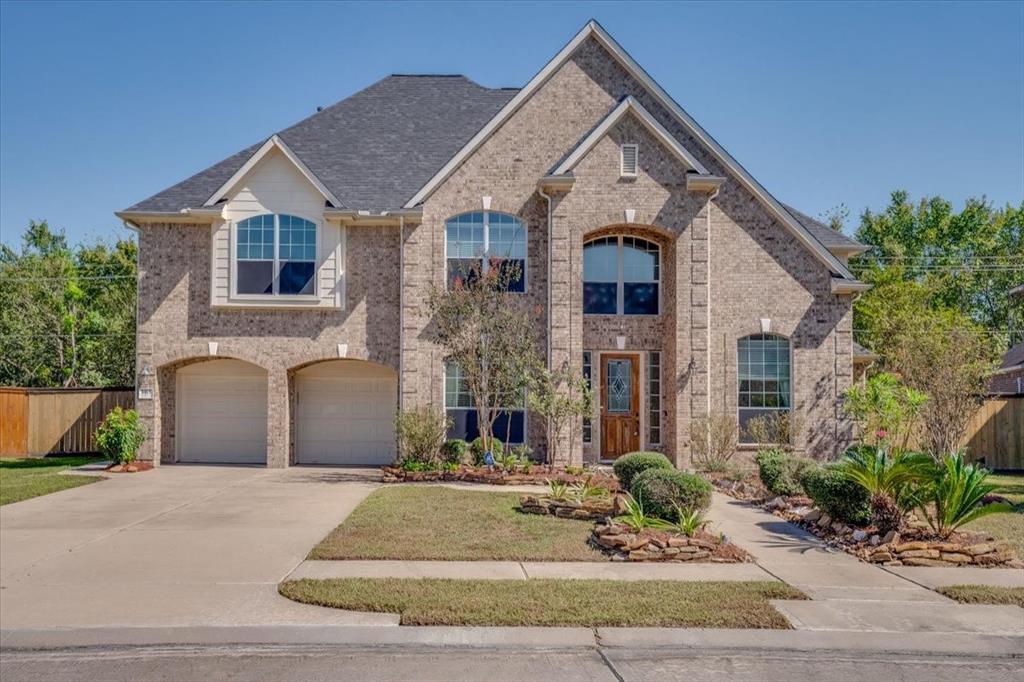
[2,626,1021,656]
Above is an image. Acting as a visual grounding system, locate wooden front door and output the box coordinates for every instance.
[600,353,640,460]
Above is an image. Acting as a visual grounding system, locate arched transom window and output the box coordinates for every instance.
[235,214,317,296]
[583,236,659,315]
[445,211,527,292]
[738,334,791,443]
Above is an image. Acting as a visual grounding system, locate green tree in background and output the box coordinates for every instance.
[0,221,136,387]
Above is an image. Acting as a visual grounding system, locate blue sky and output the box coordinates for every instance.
[1,1,1021,247]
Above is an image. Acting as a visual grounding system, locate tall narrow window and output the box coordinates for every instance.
[445,211,526,292]
[583,236,659,315]
[647,351,661,445]
[582,351,593,443]
[444,361,525,444]
[738,334,791,443]
[235,214,317,296]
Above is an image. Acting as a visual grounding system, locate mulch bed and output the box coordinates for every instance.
[591,521,752,563]
[106,461,154,473]
[381,465,619,490]
[707,473,1022,568]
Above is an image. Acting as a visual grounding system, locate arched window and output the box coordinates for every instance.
[583,235,659,315]
[235,214,317,296]
[445,212,526,292]
[738,334,791,443]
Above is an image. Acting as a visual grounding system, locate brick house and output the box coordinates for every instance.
[118,20,868,468]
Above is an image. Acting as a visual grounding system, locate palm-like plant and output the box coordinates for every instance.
[614,493,667,532]
[546,479,571,501]
[915,452,1012,538]
[663,505,708,537]
[837,445,933,532]
[570,474,608,502]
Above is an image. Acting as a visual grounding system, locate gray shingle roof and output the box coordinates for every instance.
[126,76,518,213]
[852,341,878,360]
[783,204,865,252]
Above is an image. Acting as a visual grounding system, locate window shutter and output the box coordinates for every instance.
[620,144,638,176]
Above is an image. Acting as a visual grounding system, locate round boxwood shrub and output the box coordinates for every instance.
[755,448,814,497]
[799,464,871,526]
[630,468,713,521]
[469,437,503,465]
[440,439,468,466]
[613,451,673,490]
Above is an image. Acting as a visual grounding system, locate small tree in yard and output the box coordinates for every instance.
[528,363,592,465]
[888,312,996,458]
[843,372,928,452]
[95,407,145,465]
[689,413,738,471]
[394,407,451,467]
[428,260,542,460]
[744,411,803,453]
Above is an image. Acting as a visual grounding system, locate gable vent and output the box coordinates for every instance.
[620,144,638,177]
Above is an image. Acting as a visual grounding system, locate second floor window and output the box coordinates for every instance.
[583,235,659,315]
[445,211,526,292]
[236,214,317,296]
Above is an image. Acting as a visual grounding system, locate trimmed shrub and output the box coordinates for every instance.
[95,407,145,466]
[755,448,814,496]
[394,407,450,466]
[613,451,673,490]
[469,437,504,465]
[440,439,468,466]
[630,468,713,521]
[800,464,871,526]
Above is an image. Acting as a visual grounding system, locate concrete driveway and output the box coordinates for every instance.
[0,465,395,629]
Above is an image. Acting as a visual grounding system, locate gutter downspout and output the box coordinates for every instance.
[398,215,405,412]
[705,187,718,424]
[538,188,553,462]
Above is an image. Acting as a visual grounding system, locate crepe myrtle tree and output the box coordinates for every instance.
[528,363,592,466]
[429,259,542,460]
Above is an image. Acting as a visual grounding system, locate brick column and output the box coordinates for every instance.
[833,306,855,457]
[266,367,289,468]
[678,199,711,468]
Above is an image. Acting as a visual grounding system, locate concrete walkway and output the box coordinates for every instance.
[708,493,1024,634]
[288,559,775,582]
[0,465,397,629]
[887,565,1024,589]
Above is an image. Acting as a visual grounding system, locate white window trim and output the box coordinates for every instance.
[444,211,528,294]
[620,143,638,177]
[736,334,795,447]
[443,361,527,445]
[647,350,661,446]
[583,235,661,317]
[229,213,322,302]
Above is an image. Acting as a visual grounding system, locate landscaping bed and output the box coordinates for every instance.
[381,464,618,489]
[590,521,752,563]
[279,578,805,627]
[309,486,604,561]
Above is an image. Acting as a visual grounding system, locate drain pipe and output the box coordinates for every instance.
[398,214,404,411]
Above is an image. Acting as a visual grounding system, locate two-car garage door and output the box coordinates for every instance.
[294,361,397,465]
[175,358,396,466]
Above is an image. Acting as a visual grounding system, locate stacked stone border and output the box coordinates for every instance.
[381,466,619,490]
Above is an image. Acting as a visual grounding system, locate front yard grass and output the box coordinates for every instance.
[309,486,603,561]
[937,585,1024,608]
[965,473,1024,557]
[0,456,102,506]
[279,578,806,627]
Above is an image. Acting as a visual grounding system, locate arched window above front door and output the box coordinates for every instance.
[583,236,659,315]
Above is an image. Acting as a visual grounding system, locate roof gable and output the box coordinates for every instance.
[404,20,857,280]
[551,96,708,176]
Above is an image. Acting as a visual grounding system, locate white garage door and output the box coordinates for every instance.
[295,360,397,465]
[176,359,268,464]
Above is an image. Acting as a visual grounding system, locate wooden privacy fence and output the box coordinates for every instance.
[961,397,1023,471]
[0,387,134,456]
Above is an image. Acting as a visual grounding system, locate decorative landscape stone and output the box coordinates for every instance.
[589,522,752,563]
[380,465,619,490]
[517,494,617,521]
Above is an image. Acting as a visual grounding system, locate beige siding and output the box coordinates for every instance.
[212,147,341,308]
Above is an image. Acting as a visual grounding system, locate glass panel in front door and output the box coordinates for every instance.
[607,359,632,413]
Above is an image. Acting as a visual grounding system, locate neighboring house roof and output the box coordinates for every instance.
[126,75,518,213]
[852,341,878,363]
[989,344,1024,395]
[783,205,868,254]
[1009,283,1024,297]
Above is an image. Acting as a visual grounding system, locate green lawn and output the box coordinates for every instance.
[966,473,1024,557]
[309,486,603,561]
[937,585,1024,608]
[0,456,103,506]
[279,578,805,628]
